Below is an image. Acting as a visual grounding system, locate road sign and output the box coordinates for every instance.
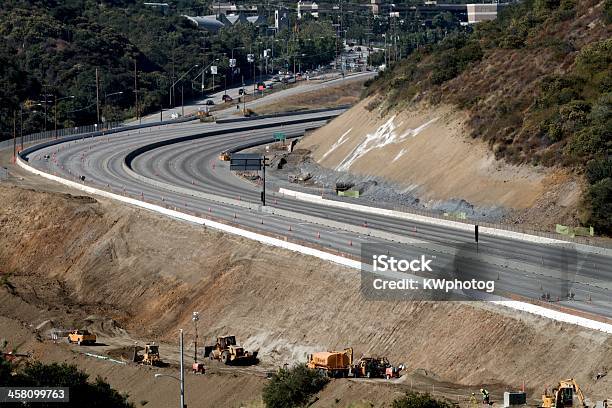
[247,53,255,63]
[210,65,218,75]
[230,154,263,171]
[273,132,286,142]
[229,58,236,68]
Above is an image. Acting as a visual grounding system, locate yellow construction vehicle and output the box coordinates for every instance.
[219,151,231,161]
[542,379,588,408]
[307,347,353,378]
[204,336,257,365]
[67,330,96,345]
[132,343,161,366]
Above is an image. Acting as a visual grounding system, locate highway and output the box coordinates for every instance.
[133,71,376,124]
[20,110,612,319]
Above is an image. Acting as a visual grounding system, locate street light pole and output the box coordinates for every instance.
[179,329,185,408]
[96,68,100,128]
[12,110,16,163]
[54,95,75,139]
[169,64,200,113]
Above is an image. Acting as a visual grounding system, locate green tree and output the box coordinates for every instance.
[392,392,454,408]
[262,364,329,408]
[0,355,134,408]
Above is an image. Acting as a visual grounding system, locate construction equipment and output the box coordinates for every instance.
[67,330,96,345]
[542,379,588,408]
[204,336,257,365]
[197,107,211,122]
[352,357,403,379]
[132,343,162,366]
[385,364,404,379]
[307,347,353,378]
[219,151,231,161]
[353,357,388,378]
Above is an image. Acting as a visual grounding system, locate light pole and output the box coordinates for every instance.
[229,46,245,89]
[192,312,199,364]
[193,59,220,99]
[53,95,75,139]
[180,329,185,408]
[153,329,185,408]
[169,64,199,113]
[102,91,123,128]
[19,102,42,151]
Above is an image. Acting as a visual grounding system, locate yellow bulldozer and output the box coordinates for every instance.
[542,379,588,408]
[132,343,161,366]
[219,151,231,161]
[204,336,258,365]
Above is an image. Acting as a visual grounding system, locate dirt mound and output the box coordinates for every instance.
[298,100,581,227]
[0,184,611,404]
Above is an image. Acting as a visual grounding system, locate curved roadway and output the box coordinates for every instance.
[22,111,612,319]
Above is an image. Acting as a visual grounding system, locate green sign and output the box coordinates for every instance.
[273,132,286,141]
[338,190,360,198]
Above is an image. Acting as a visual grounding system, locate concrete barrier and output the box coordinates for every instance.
[278,188,612,257]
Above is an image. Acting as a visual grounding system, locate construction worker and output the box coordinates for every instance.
[469,392,478,408]
[480,388,490,405]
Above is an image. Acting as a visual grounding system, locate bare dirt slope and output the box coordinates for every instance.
[0,177,611,406]
[299,100,581,225]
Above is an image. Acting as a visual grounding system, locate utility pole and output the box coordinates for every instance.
[54,94,57,139]
[12,110,16,163]
[134,60,139,124]
[95,68,100,127]
[181,85,184,117]
[20,107,23,151]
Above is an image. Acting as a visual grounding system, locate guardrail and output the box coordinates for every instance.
[0,121,124,152]
[17,115,198,159]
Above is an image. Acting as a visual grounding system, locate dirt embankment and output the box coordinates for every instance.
[299,100,582,228]
[1,183,611,407]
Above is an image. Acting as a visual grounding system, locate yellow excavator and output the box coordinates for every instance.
[542,379,588,408]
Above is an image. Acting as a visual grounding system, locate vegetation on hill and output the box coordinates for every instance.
[392,392,454,408]
[365,0,611,234]
[0,0,335,142]
[1,346,133,407]
[262,364,329,408]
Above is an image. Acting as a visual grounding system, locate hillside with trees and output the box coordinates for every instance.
[364,0,611,233]
[0,0,336,143]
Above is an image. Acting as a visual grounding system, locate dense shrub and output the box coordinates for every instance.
[262,364,329,408]
[0,355,133,408]
[586,158,612,184]
[392,392,454,408]
[583,178,612,233]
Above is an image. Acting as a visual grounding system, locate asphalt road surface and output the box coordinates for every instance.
[22,110,612,319]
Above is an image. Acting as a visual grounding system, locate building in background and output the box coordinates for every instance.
[210,2,259,16]
[297,1,319,19]
[467,4,499,24]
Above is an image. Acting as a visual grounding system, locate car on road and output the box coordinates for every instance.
[205,99,215,105]
[239,88,245,95]
[222,94,233,102]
